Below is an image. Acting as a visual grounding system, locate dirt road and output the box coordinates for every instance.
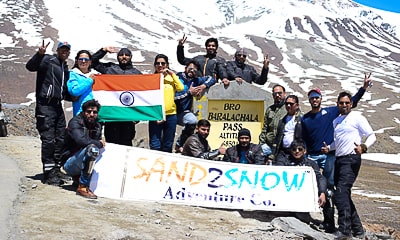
[1,136,399,240]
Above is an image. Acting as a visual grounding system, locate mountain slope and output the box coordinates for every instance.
[0,0,399,133]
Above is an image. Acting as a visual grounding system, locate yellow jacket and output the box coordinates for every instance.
[163,73,184,115]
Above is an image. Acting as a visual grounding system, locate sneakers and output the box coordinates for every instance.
[76,184,97,199]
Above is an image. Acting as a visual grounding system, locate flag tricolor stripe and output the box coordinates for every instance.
[98,105,164,122]
[93,90,163,107]
[93,74,162,91]
[92,74,165,122]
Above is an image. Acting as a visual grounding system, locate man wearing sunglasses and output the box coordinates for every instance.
[91,46,142,146]
[270,95,303,164]
[275,139,327,216]
[61,99,105,199]
[323,92,376,240]
[226,48,269,85]
[302,74,372,233]
[259,84,288,163]
[174,60,216,153]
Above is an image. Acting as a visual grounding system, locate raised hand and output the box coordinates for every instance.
[363,72,372,89]
[178,33,187,46]
[38,40,50,55]
[263,54,270,69]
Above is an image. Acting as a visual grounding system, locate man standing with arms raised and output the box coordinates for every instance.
[91,46,142,146]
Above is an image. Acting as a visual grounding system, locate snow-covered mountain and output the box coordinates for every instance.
[0,0,399,131]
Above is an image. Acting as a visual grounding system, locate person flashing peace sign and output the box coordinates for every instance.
[26,40,72,186]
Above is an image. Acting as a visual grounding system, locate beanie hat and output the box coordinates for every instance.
[118,48,132,57]
[238,128,251,139]
[235,48,248,56]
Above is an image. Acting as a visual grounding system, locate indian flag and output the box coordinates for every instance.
[92,74,165,122]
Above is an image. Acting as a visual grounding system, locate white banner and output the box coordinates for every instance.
[90,143,320,212]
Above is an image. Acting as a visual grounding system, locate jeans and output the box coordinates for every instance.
[177,111,197,126]
[149,114,177,153]
[261,143,272,156]
[308,152,335,186]
[334,154,363,235]
[63,146,92,186]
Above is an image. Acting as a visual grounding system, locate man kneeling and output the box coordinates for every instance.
[61,99,105,199]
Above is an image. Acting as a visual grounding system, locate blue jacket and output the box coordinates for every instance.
[302,87,366,154]
[174,72,215,114]
[67,69,95,116]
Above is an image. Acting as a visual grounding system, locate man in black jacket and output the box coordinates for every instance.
[62,99,105,199]
[223,128,265,164]
[226,48,269,85]
[182,119,226,159]
[26,40,71,185]
[91,46,142,146]
[275,139,327,210]
[177,35,229,86]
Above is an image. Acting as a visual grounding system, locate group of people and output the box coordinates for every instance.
[26,36,374,240]
[178,75,375,240]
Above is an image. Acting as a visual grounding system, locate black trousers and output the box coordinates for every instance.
[104,121,135,146]
[35,102,66,173]
[333,154,363,235]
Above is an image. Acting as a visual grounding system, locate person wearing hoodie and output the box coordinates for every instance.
[91,46,142,146]
[67,50,97,116]
[177,35,229,87]
[226,48,269,85]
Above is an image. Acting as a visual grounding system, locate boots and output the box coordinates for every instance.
[76,184,97,199]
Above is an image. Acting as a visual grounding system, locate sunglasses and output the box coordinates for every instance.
[273,91,283,96]
[291,147,305,152]
[338,101,351,105]
[285,102,297,107]
[85,110,98,114]
[155,62,167,66]
[237,54,247,58]
[78,58,90,62]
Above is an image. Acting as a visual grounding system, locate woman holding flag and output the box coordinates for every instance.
[148,54,184,152]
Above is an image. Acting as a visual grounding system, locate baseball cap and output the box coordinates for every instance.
[307,87,322,99]
[57,41,71,50]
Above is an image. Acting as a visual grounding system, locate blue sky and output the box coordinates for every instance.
[353,0,400,13]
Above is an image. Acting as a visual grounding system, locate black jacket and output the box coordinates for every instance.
[177,45,227,80]
[226,60,268,85]
[182,133,220,160]
[60,114,103,163]
[92,49,142,75]
[223,143,265,164]
[275,156,327,195]
[26,53,69,101]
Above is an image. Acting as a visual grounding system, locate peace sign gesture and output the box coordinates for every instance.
[38,40,50,55]
[178,33,187,46]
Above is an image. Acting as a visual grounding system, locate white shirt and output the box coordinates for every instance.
[282,115,296,148]
[331,111,376,157]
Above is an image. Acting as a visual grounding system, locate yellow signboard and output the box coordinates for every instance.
[206,100,264,149]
